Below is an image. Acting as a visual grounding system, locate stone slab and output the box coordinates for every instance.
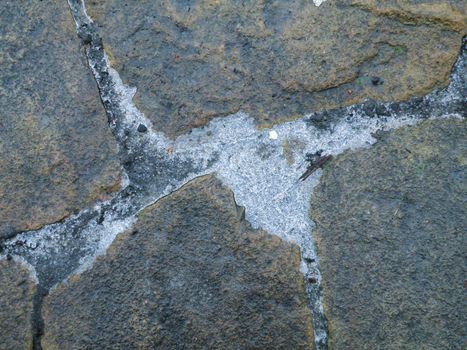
[0,0,121,238]
[310,119,466,349]
[43,175,314,349]
[86,0,465,137]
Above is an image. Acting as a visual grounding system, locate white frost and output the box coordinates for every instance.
[313,0,327,7]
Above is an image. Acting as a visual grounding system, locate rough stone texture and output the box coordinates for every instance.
[42,175,314,349]
[310,119,466,349]
[86,0,465,137]
[0,258,37,350]
[0,0,121,238]
[352,0,466,31]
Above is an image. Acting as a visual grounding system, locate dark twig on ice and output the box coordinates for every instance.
[299,150,333,181]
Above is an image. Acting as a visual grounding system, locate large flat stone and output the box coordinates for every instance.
[42,175,314,349]
[0,0,121,238]
[86,0,465,137]
[0,258,37,350]
[310,119,466,349]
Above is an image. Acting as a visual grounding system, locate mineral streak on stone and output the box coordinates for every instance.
[0,257,37,350]
[0,0,121,238]
[310,119,467,349]
[85,0,465,138]
[42,175,314,349]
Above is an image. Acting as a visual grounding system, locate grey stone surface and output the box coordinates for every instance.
[86,0,465,137]
[42,175,314,349]
[0,0,121,238]
[0,258,36,350]
[310,119,466,349]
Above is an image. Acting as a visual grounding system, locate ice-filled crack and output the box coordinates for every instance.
[1,2,464,349]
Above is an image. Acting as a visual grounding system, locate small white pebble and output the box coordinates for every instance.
[269,130,278,140]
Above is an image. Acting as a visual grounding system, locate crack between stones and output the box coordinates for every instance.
[31,285,47,350]
[66,2,333,348]
[67,4,329,347]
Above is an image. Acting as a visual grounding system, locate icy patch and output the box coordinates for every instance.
[167,111,460,272]
[147,109,460,349]
[72,216,136,276]
[105,62,166,143]
[3,198,136,289]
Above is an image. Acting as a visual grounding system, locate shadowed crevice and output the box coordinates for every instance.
[31,285,47,350]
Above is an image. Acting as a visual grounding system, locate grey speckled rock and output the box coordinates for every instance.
[42,175,314,349]
[0,0,121,238]
[310,119,466,349]
[86,0,465,137]
[0,258,37,350]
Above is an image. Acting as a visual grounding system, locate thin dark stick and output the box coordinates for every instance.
[299,154,333,181]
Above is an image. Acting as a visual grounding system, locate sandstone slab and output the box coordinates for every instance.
[0,258,37,350]
[310,119,466,349]
[0,0,121,238]
[43,175,314,349]
[86,0,465,137]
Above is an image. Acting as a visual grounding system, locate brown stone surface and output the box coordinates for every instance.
[42,175,314,349]
[86,0,465,137]
[0,258,37,350]
[351,0,466,31]
[310,119,466,349]
[0,0,121,238]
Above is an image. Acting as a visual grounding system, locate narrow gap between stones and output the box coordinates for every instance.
[31,285,47,350]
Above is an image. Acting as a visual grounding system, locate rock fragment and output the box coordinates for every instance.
[137,123,148,133]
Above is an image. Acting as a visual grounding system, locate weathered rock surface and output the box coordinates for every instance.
[0,0,121,238]
[351,0,466,31]
[86,0,465,137]
[42,175,314,349]
[310,119,466,349]
[0,258,37,350]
